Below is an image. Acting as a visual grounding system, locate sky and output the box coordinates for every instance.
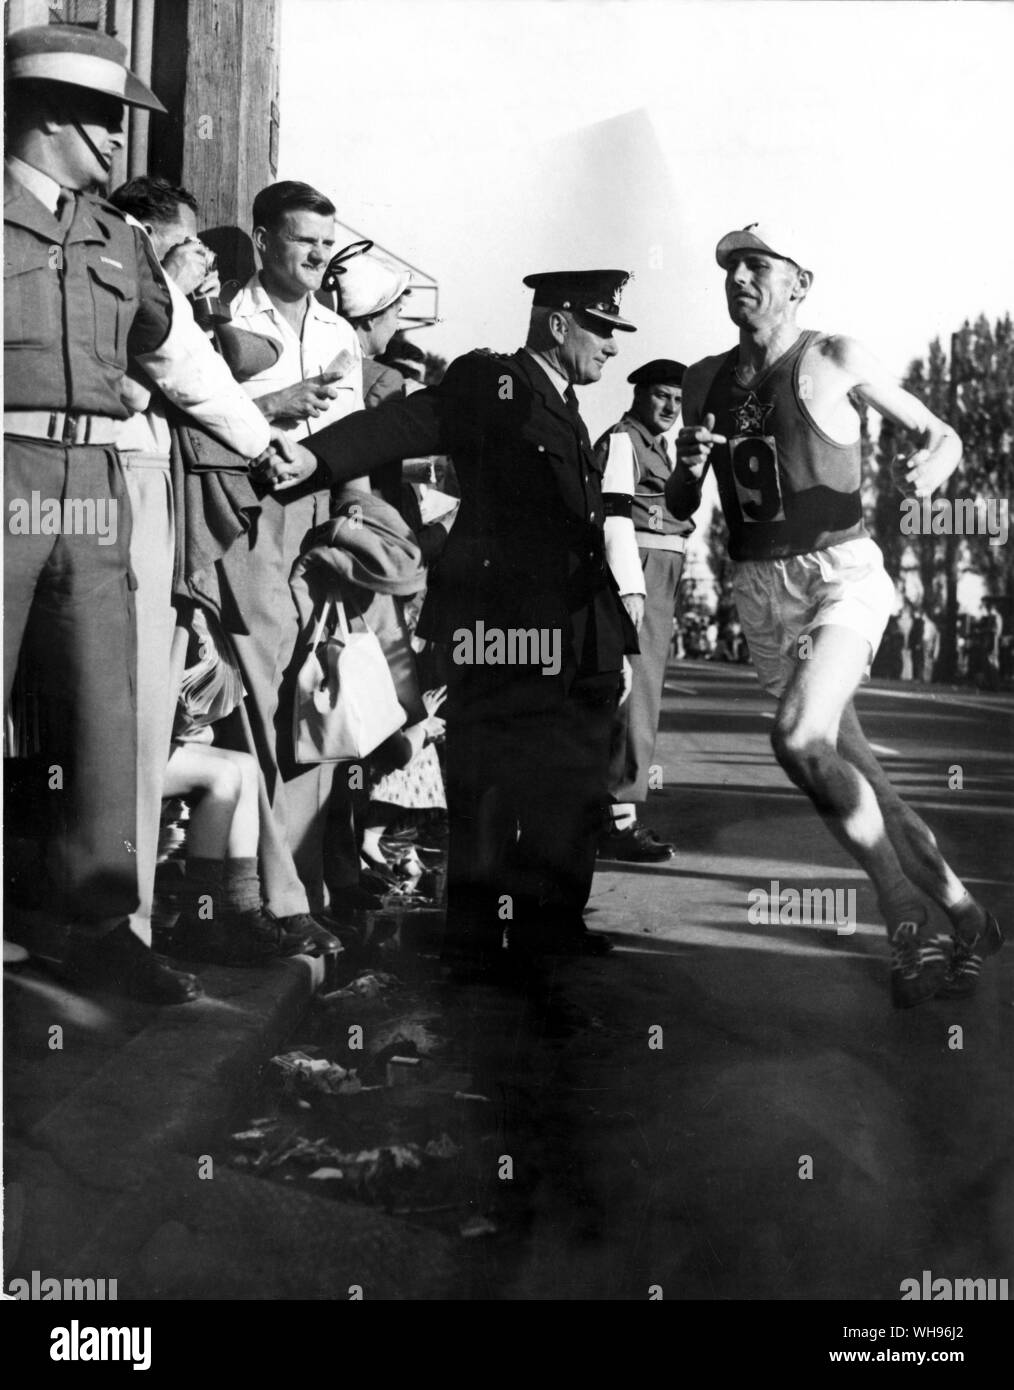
[279,0,1014,442]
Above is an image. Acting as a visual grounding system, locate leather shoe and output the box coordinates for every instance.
[169,908,301,966]
[62,922,202,1004]
[268,912,338,956]
[598,824,673,862]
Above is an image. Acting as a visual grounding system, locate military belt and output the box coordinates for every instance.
[4,411,122,446]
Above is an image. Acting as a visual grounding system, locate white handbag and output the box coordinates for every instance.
[293,598,406,763]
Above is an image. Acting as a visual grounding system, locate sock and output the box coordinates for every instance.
[180,858,224,923]
[223,857,262,915]
[611,803,636,832]
[877,888,927,938]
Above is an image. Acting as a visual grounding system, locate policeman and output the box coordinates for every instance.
[4,25,286,1003]
[264,269,641,971]
[597,359,693,860]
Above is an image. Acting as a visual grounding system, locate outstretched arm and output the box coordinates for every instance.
[830,335,962,497]
[666,359,726,520]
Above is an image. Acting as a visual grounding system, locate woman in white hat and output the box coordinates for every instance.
[324,243,413,408]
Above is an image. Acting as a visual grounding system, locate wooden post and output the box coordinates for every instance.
[148,0,280,282]
[126,0,155,179]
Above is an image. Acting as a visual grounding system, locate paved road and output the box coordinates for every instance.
[446,662,1014,1300]
[5,661,1010,1311]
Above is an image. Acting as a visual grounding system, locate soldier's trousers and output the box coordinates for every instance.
[3,438,139,928]
[443,660,620,955]
[608,547,684,803]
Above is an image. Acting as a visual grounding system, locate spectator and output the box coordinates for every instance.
[326,243,415,508]
[216,181,367,948]
[160,607,315,963]
[108,174,303,958]
[920,607,940,684]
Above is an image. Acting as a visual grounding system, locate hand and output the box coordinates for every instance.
[676,411,727,480]
[422,686,448,740]
[255,378,341,424]
[422,686,447,717]
[621,593,645,632]
[253,438,319,491]
[894,446,958,499]
[163,238,217,297]
[619,656,633,706]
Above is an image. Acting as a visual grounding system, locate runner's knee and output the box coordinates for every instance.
[771,720,833,777]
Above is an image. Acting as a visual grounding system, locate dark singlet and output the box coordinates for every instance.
[702,329,866,562]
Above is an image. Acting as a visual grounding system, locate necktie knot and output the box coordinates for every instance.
[564,384,580,414]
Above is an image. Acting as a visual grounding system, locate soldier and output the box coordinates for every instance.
[4,25,293,1003]
[261,270,641,972]
[597,359,693,861]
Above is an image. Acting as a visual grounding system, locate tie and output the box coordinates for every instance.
[56,188,76,232]
[659,433,672,469]
[564,384,580,416]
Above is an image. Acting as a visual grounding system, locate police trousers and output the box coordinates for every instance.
[443,659,620,955]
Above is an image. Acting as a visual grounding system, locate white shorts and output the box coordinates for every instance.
[732,537,896,698]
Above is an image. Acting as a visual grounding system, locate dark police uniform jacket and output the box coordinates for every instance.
[307,347,638,678]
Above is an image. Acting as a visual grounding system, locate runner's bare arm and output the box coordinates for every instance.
[825,335,963,497]
[667,358,726,519]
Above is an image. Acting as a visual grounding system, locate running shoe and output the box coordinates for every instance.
[889,919,950,1009]
[937,913,1004,1000]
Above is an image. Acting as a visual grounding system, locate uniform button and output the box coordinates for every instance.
[537,445,546,453]
[482,559,490,568]
[589,510,595,519]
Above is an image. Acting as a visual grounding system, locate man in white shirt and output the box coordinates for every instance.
[217,182,365,941]
[108,175,316,964]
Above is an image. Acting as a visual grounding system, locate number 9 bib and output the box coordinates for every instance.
[729,435,786,523]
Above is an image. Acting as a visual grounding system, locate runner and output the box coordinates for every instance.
[667,223,1003,1007]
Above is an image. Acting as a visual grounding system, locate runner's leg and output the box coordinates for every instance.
[771,624,922,926]
[836,701,987,937]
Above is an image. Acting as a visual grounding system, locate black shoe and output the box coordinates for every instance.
[639,825,675,851]
[598,824,673,862]
[170,907,303,966]
[61,922,203,1004]
[267,912,339,956]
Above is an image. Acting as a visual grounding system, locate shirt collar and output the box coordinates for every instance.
[622,410,668,452]
[237,274,344,327]
[5,155,62,215]
[525,348,570,400]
